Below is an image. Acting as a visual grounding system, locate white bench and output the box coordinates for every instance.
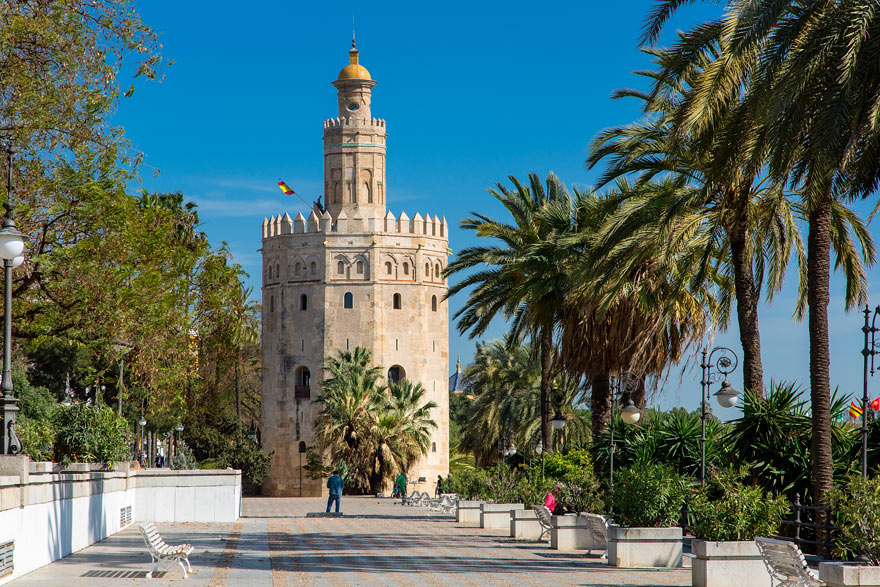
[139,522,194,579]
[755,537,821,587]
[582,513,610,557]
[532,504,553,542]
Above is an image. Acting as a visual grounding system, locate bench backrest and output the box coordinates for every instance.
[755,537,818,585]
[139,523,167,554]
[532,505,553,527]
[582,513,609,546]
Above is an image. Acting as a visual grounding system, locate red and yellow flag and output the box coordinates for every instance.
[870,397,880,411]
[851,401,863,419]
[277,180,295,196]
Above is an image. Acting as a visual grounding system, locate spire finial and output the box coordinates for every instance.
[456,356,461,374]
[352,14,356,48]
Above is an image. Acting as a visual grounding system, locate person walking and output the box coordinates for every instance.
[326,470,343,513]
[395,471,407,500]
[435,474,443,497]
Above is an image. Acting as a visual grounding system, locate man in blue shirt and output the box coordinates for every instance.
[326,470,344,513]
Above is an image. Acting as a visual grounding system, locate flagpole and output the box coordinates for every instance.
[861,305,880,479]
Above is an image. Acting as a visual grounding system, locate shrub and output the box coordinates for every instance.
[689,466,789,541]
[559,468,604,514]
[829,475,880,564]
[484,462,521,502]
[444,467,490,500]
[53,403,130,466]
[17,415,54,461]
[220,435,273,488]
[612,464,690,527]
[515,467,555,507]
[544,448,592,480]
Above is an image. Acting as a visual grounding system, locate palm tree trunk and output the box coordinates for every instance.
[591,373,611,440]
[729,218,765,398]
[807,199,834,538]
[539,327,553,453]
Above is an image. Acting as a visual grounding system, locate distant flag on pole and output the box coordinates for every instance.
[277,180,295,196]
[851,401,864,419]
[871,397,880,411]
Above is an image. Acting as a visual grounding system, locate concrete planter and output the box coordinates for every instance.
[691,540,771,587]
[608,525,682,568]
[456,500,484,524]
[510,508,544,540]
[480,503,523,529]
[821,562,880,586]
[550,514,592,550]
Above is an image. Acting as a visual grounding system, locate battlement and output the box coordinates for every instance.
[323,117,386,129]
[262,210,447,240]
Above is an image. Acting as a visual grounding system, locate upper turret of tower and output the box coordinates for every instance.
[332,40,377,121]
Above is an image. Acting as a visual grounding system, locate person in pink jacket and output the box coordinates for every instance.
[544,483,569,515]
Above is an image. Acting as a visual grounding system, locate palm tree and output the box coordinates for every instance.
[446,173,574,451]
[641,0,877,519]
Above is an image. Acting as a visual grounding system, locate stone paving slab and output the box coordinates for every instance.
[9,497,690,586]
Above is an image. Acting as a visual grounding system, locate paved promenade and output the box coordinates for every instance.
[10,497,690,586]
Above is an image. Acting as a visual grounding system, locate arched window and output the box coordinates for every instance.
[385,261,392,275]
[403,262,409,276]
[431,295,437,312]
[435,263,441,279]
[275,262,280,280]
[270,295,275,313]
[344,292,353,308]
[297,367,311,386]
[425,263,430,279]
[310,262,317,276]
[337,261,345,274]
[294,262,301,277]
[294,367,311,399]
[393,293,401,309]
[266,265,272,281]
[298,441,307,454]
[300,294,308,311]
[356,260,364,274]
[432,442,436,453]
[388,365,405,384]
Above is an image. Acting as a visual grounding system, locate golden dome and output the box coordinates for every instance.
[337,45,371,80]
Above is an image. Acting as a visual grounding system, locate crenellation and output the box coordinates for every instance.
[335,208,348,232]
[384,210,396,233]
[412,212,423,235]
[262,217,269,239]
[281,213,293,235]
[321,209,332,233]
[307,210,320,233]
[398,211,410,234]
[294,212,306,234]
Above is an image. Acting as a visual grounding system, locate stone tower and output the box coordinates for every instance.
[260,43,450,497]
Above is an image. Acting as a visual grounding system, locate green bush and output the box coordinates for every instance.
[484,462,521,502]
[515,467,555,507]
[559,468,604,514]
[53,403,130,466]
[612,464,690,527]
[689,467,789,541]
[17,415,54,461]
[829,475,880,564]
[444,467,490,500]
[221,435,273,488]
[544,448,592,480]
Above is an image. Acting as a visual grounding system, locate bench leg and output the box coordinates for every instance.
[177,557,188,579]
[147,554,159,579]
[184,555,193,573]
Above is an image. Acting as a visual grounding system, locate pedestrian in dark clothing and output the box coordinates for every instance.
[435,475,443,497]
[326,470,344,513]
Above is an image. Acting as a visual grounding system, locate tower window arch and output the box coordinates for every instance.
[387,365,405,384]
[393,293,401,310]
[431,295,437,312]
[385,262,392,275]
[425,263,430,279]
[432,442,436,453]
[337,261,345,275]
[310,262,317,276]
[300,294,308,311]
[276,262,280,281]
[298,441,307,454]
[403,262,409,276]
[270,295,275,313]
[435,263,441,279]
[344,292,353,308]
[356,260,364,274]
[294,262,301,277]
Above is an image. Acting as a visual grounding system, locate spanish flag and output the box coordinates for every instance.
[277,180,295,196]
[851,401,863,419]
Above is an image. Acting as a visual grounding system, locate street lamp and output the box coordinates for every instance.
[700,346,740,485]
[174,422,185,469]
[551,410,567,430]
[535,439,545,481]
[609,372,641,495]
[0,143,25,455]
[137,416,147,466]
[861,305,880,479]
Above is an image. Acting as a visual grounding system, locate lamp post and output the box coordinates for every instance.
[138,416,147,466]
[699,346,740,485]
[0,143,25,456]
[861,305,880,479]
[174,422,184,469]
[609,372,641,495]
[535,439,544,481]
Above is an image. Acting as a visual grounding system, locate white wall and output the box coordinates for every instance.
[0,458,241,585]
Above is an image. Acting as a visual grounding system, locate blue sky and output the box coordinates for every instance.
[116,1,880,418]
